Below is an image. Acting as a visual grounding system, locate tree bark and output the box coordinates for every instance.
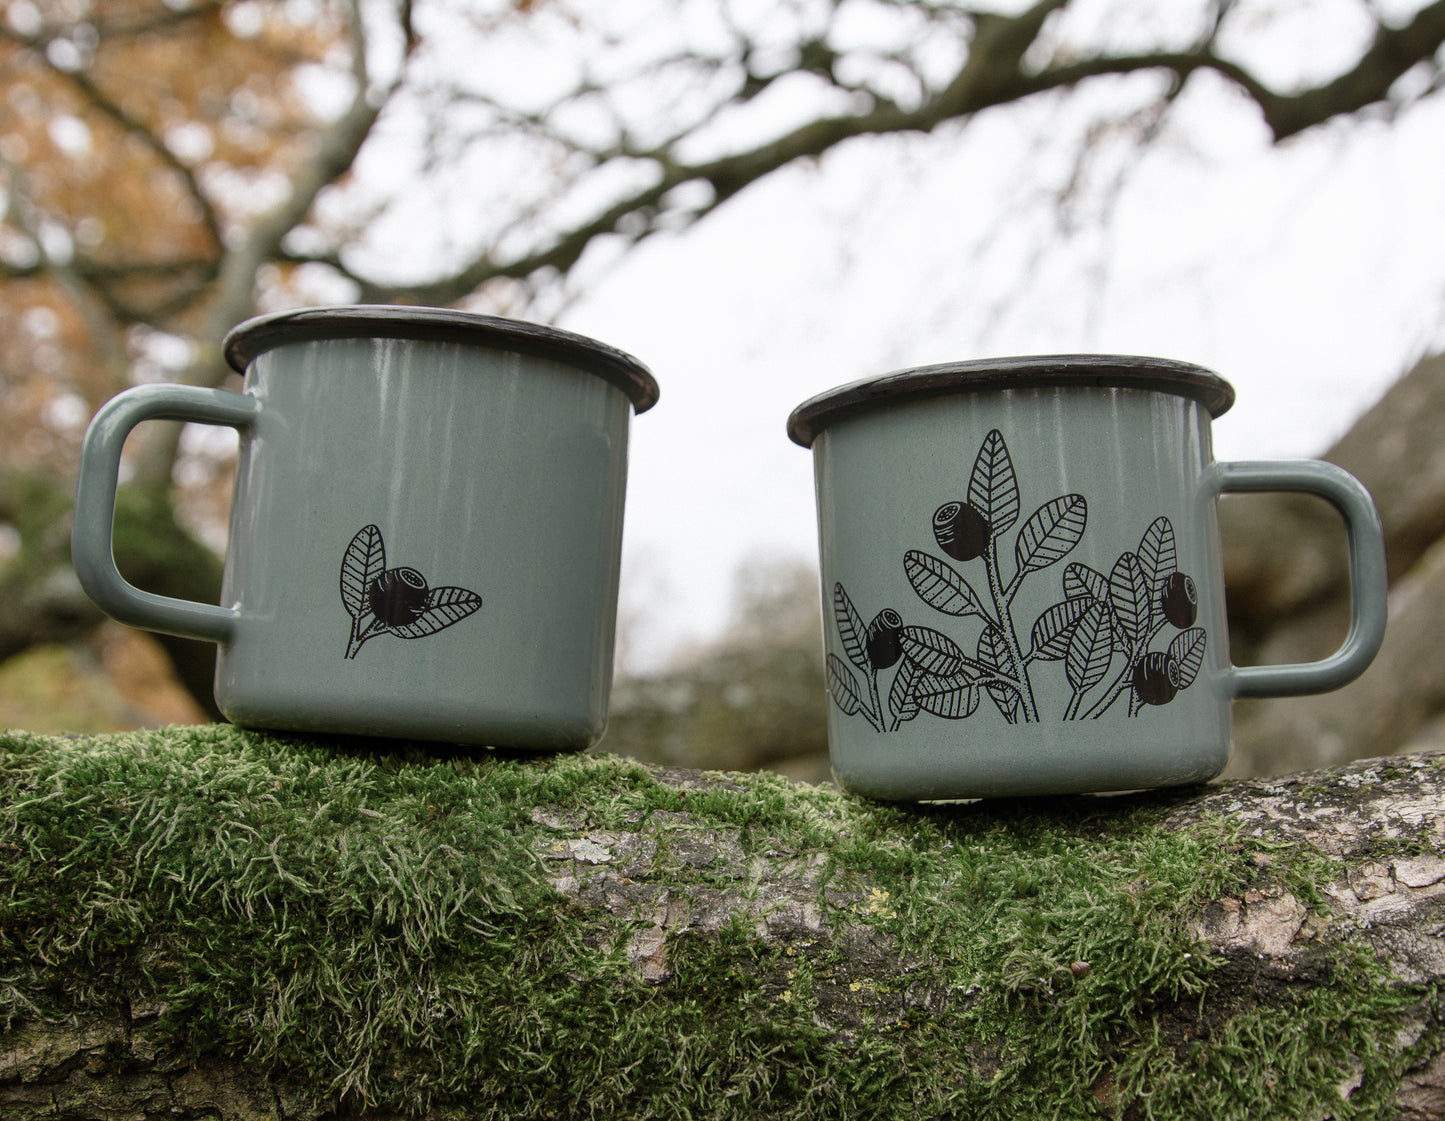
[1222,352,1445,630]
[1,728,1442,1119]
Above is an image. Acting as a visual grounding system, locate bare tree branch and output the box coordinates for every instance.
[0,161,130,391]
[1,21,224,252]
[1262,0,1445,138]
[130,0,415,486]
[1017,1,1445,139]
[203,0,385,342]
[329,0,1445,311]
[63,71,224,251]
[0,0,227,43]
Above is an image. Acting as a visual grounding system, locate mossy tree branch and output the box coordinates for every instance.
[1,728,1441,1119]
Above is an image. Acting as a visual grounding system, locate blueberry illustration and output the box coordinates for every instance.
[1132,651,1177,706]
[866,609,904,670]
[933,501,991,562]
[368,567,430,626]
[1161,572,1198,628]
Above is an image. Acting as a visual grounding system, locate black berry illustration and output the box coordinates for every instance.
[1132,651,1177,706]
[1160,572,1198,628]
[368,567,430,626]
[866,609,904,669]
[340,525,483,659]
[827,429,1210,733]
[933,501,991,562]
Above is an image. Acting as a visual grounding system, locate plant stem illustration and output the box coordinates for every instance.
[826,430,1208,733]
[340,524,483,658]
[900,429,1087,724]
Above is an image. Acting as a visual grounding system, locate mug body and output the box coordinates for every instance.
[789,356,1237,799]
[213,308,657,749]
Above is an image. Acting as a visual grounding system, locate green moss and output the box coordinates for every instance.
[0,727,1433,1119]
[1113,952,1428,1121]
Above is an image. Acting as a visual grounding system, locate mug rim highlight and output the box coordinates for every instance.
[786,353,1235,448]
[223,304,661,414]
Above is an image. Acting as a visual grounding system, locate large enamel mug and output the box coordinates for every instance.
[787,355,1387,799]
[72,305,658,749]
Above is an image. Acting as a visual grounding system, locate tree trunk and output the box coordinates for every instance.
[0,727,1441,1120]
[0,473,223,718]
[1224,351,1445,775]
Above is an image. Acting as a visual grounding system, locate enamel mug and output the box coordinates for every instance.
[72,305,658,749]
[787,355,1388,799]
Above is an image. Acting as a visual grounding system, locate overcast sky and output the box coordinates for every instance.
[557,75,1445,673]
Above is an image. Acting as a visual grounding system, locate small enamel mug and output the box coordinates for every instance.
[787,355,1388,800]
[72,305,658,749]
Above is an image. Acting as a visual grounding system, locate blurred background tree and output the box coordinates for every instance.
[1,0,1442,773]
[608,556,831,783]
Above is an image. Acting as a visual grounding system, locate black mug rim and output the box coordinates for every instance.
[223,304,660,414]
[786,354,1235,448]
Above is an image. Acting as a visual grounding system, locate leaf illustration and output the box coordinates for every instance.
[1014,495,1088,576]
[977,625,1015,676]
[833,583,871,672]
[826,653,865,716]
[977,626,1020,721]
[1063,562,1126,650]
[1138,517,1178,629]
[1109,552,1152,645]
[1168,627,1208,690]
[340,524,386,620]
[389,586,483,639]
[888,656,922,725]
[916,674,979,719]
[1138,517,1178,587]
[1063,562,1110,604]
[904,550,986,618]
[1030,598,1093,661]
[968,429,1020,538]
[899,625,970,677]
[1065,602,1114,693]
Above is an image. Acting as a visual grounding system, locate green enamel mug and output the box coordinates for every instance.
[787,355,1388,800]
[72,305,658,749]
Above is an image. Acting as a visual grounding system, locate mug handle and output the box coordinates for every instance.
[1202,460,1388,699]
[71,383,260,645]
